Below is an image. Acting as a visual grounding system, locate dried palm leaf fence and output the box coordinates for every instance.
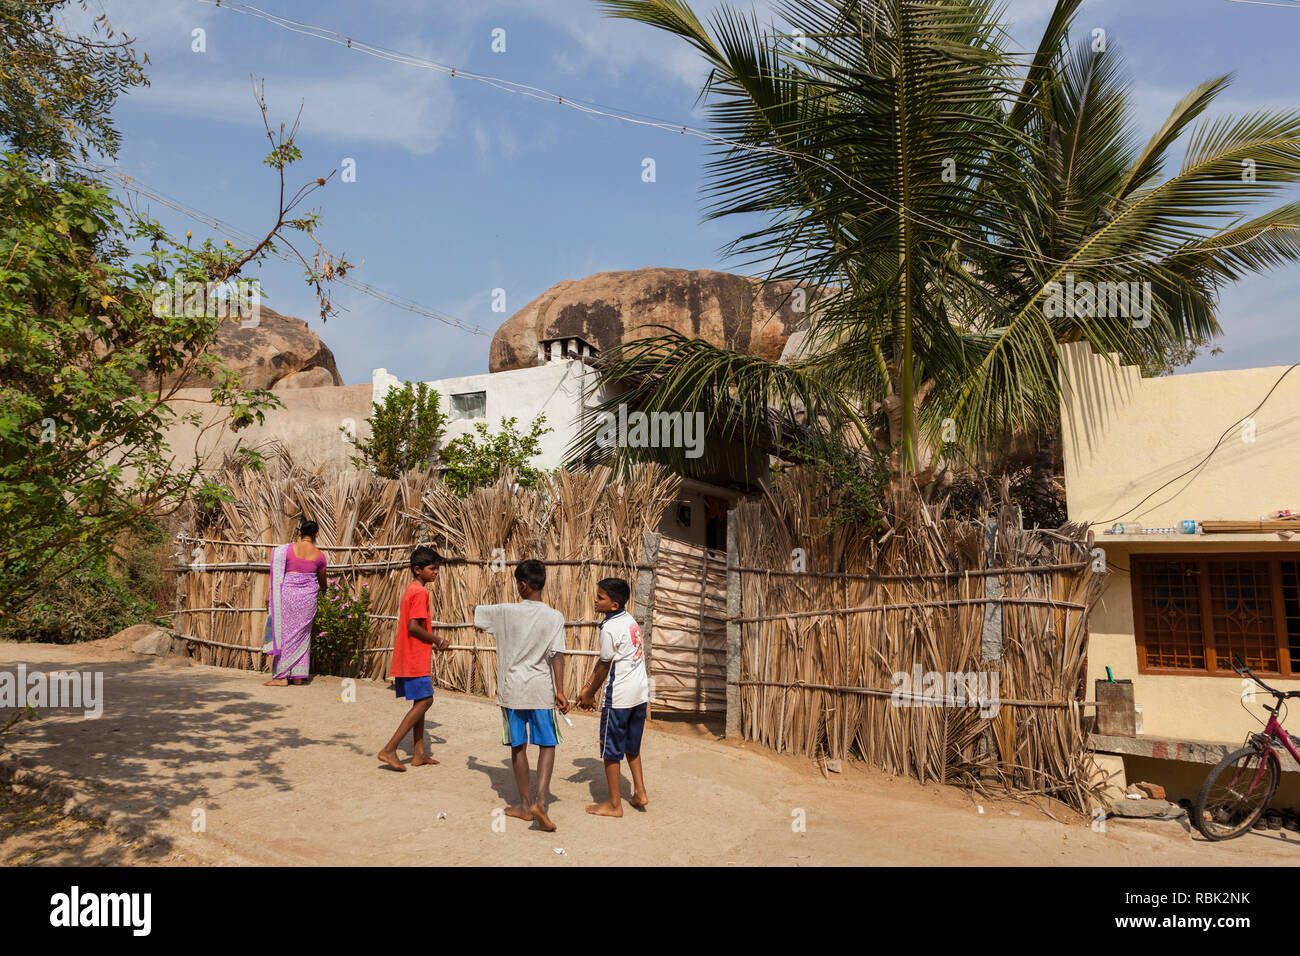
[731,471,1104,809]
[172,456,678,702]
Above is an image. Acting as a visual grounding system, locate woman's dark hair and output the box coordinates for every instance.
[299,520,319,539]
[515,559,546,591]
[411,546,441,572]
[597,577,631,610]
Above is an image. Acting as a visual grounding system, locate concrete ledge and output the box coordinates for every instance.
[1090,733,1300,772]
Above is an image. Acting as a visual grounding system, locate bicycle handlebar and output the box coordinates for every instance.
[1231,654,1300,700]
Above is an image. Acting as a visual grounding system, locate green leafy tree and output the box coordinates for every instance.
[0,0,148,171]
[439,415,552,497]
[582,0,1300,496]
[0,83,350,620]
[350,381,447,478]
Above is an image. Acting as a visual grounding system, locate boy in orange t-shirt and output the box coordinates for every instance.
[378,547,447,772]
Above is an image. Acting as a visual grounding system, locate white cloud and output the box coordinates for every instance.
[126,66,454,155]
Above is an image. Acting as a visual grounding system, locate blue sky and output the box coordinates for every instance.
[62,0,1300,384]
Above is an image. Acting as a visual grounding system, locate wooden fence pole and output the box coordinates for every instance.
[725,505,741,740]
[634,531,661,716]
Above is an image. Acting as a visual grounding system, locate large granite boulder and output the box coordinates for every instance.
[165,306,343,391]
[490,268,810,371]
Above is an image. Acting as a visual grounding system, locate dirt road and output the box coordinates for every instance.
[2,641,1296,866]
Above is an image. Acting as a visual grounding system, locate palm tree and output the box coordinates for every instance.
[575,0,1300,498]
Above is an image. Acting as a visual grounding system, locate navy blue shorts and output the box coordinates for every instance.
[394,676,434,701]
[599,703,647,760]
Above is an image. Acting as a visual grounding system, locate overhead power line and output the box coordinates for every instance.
[87,163,492,337]
[193,0,1295,273]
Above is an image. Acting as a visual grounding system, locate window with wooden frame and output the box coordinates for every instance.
[1131,554,1300,677]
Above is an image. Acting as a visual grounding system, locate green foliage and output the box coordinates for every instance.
[587,0,1300,480]
[0,0,148,170]
[311,578,371,676]
[439,415,552,497]
[782,435,890,531]
[0,541,167,643]
[0,154,283,616]
[942,468,1068,530]
[0,14,345,624]
[351,381,447,478]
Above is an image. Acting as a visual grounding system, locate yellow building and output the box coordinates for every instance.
[1060,342,1300,802]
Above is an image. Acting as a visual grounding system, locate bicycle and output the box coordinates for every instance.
[1193,654,1300,841]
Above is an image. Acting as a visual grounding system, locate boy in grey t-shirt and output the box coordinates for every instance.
[474,559,569,831]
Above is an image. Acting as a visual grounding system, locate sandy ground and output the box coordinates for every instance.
[2,640,1298,866]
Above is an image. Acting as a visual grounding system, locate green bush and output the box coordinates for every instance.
[0,542,167,643]
[311,578,372,676]
[439,414,551,497]
[351,381,447,478]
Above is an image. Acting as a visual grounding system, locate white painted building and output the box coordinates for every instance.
[373,335,600,470]
[372,334,765,549]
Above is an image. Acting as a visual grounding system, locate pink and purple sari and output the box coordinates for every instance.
[265,543,324,680]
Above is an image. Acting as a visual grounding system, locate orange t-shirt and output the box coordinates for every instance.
[390,580,432,678]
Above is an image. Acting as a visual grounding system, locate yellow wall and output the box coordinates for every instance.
[1060,341,1300,528]
[1061,343,1300,742]
[1089,541,1300,742]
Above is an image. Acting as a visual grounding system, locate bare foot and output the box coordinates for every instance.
[531,803,557,831]
[377,750,407,772]
[629,792,649,810]
[586,801,623,817]
[411,752,439,767]
[263,678,288,686]
[504,804,534,822]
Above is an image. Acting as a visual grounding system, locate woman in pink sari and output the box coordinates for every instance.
[264,520,328,686]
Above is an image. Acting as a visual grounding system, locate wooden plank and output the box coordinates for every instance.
[635,531,661,712]
[725,507,741,739]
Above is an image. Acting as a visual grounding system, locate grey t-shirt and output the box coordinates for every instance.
[474,600,566,709]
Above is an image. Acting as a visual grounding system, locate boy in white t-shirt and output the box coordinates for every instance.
[474,559,569,832]
[575,577,649,817]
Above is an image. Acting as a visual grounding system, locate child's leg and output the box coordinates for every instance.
[586,759,624,817]
[505,744,534,820]
[627,754,648,807]
[378,701,425,770]
[531,745,557,831]
[411,698,437,766]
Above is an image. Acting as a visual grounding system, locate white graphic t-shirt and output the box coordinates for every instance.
[598,609,649,709]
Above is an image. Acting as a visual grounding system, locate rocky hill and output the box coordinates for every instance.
[490,268,809,372]
[165,306,343,391]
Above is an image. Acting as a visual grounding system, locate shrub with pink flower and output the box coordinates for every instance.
[311,578,371,676]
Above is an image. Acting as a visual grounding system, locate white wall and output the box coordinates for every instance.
[373,360,595,470]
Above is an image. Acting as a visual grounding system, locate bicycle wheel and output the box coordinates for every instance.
[1193,745,1280,841]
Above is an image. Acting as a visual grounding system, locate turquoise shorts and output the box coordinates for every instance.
[500,707,563,747]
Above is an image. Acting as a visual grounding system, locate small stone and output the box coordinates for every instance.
[1133,781,1166,800]
[824,759,842,773]
[1107,798,1180,819]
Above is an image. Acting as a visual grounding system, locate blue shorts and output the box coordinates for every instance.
[394,676,434,701]
[599,703,647,760]
[500,707,563,747]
